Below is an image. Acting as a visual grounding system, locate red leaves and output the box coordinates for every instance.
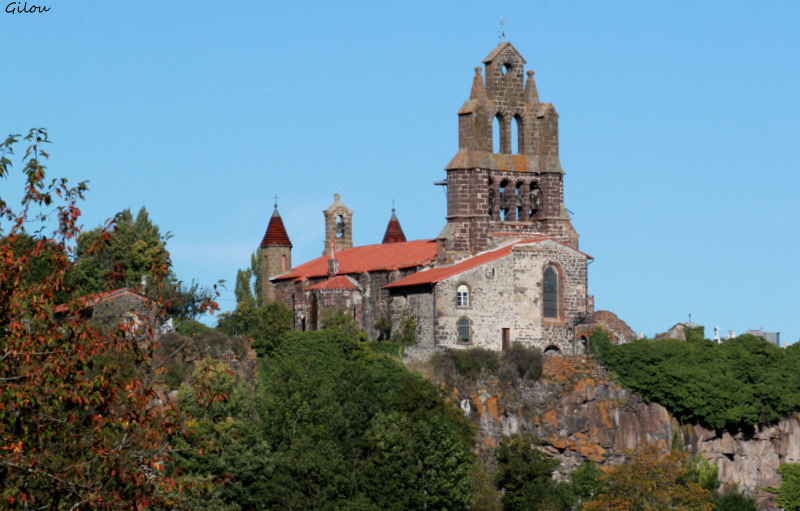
[0,129,180,509]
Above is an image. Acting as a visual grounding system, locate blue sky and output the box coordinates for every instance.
[3,0,799,342]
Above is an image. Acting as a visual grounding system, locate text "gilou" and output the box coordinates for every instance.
[6,2,51,13]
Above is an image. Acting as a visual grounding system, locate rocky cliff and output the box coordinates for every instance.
[454,355,799,508]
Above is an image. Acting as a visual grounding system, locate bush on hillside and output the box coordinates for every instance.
[591,328,800,429]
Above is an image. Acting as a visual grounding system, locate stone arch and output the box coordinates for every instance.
[499,179,511,221]
[492,114,501,154]
[529,182,541,219]
[512,114,524,154]
[492,110,511,154]
[514,182,525,221]
[456,282,471,307]
[577,335,589,356]
[543,344,562,356]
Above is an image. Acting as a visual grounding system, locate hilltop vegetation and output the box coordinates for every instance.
[591,328,800,430]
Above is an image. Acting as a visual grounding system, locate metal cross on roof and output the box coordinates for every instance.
[499,17,506,41]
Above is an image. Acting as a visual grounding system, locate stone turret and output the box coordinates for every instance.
[323,194,353,256]
[438,42,578,264]
[260,204,292,304]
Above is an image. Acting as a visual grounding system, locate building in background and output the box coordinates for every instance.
[261,42,606,354]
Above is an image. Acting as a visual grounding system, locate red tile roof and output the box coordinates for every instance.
[260,208,292,248]
[304,275,361,291]
[53,287,151,314]
[382,211,407,244]
[385,237,591,289]
[274,239,437,282]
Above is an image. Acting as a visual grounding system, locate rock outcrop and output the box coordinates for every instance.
[456,356,797,507]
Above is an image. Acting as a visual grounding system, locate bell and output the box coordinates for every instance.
[515,196,523,207]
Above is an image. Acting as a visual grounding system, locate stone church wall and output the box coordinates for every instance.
[434,255,515,350]
[433,240,588,353]
[389,288,435,347]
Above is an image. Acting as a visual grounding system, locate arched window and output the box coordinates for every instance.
[514,182,523,221]
[513,115,523,154]
[457,318,471,344]
[457,284,470,307]
[499,180,510,221]
[492,115,501,153]
[529,183,540,219]
[543,267,558,318]
[335,215,345,238]
[281,254,287,271]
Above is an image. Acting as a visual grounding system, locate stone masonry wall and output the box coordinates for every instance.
[273,266,422,336]
[433,240,588,352]
[314,288,363,329]
[389,287,435,347]
[261,245,291,304]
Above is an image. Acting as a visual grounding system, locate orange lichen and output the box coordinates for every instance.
[485,396,500,422]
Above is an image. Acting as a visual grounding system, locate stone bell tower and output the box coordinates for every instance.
[323,194,353,256]
[438,42,578,263]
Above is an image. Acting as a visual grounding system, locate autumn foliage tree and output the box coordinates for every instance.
[582,441,715,511]
[0,129,207,509]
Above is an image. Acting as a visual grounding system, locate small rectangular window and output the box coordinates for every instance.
[457,319,471,343]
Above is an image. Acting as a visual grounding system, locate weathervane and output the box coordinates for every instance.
[273,194,279,209]
[392,199,395,213]
[499,17,506,41]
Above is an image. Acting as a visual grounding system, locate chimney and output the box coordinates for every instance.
[328,258,338,278]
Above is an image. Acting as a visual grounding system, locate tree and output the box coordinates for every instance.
[70,207,216,323]
[590,327,800,429]
[254,327,475,509]
[72,207,170,293]
[776,463,800,511]
[494,435,563,511]
[582,441,715,511]
[165,360,273,511]
[217,302,293,357]
[0,129,188,508]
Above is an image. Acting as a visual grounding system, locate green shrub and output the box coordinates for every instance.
[165,362,185,389]
[503,342,543,382]
[365,340,405,359]
[373,317,391,340]
[432,347,500,382]
[591,327,800,429]
[390,311,416,346]
[176,319,209,337]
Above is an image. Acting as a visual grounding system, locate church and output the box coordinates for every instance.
[259,42,599,355]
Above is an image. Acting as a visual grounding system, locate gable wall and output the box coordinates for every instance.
[432,242,588,352]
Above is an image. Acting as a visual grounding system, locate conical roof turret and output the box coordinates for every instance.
[469,67,488,102]
[524,70,540,107]
[381,208,407,244]
[260,206,292,248]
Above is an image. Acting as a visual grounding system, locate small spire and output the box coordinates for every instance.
[470,67,488,102]
[382,205,407,244]
[261,204,292,248]
[524,69,539,106]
